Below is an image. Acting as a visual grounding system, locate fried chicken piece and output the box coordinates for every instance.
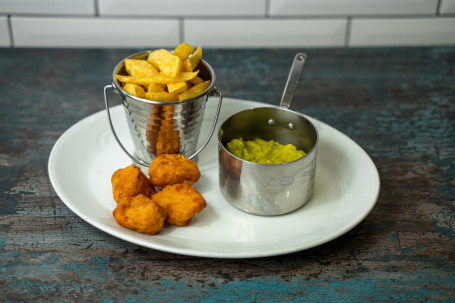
[148,154,200,189]
[152,183,206,226]
[111,164,155,203]
[113,194,166,235]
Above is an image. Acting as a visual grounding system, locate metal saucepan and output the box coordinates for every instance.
[218,53,318,216]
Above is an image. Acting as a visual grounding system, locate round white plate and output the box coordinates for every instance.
[48,98,380,258]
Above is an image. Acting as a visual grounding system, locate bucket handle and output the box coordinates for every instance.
[104,84,223,167]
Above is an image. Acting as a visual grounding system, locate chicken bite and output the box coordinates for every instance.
[111,164,155,203]
[113,194,166,235]
[148,154,200,189]
[152,183,206,226]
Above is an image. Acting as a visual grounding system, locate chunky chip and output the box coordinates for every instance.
[174,42,194,61]
[125,59,159,77]
[178,80,211,101]
[190,76,204,85]
[167,81,188,94]
[183,46,202,72]
[147,49,182,78]
[148,83,166,92]
[146,91,179,102]
[123,83,146,98]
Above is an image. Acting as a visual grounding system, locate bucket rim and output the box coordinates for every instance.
[111,50,217,105]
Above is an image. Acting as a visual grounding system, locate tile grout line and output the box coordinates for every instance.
[180,18,184,43]
[94,0,100,17]
[436,0,442,15]
[7,15,14,47]
[345,17,352,48]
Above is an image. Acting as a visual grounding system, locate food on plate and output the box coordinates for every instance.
[173,42,194,61]
[183,46,202,72]
[151,183,206,226]
[111,154,205,235]
[124,58,158,77]
[113,194,166,235]
[148,154,200,189]
[115,42,210,102]
[122,83,146,99]
[147,48,183,78]
[227,138,306,164]
[111,164,155,203]
[178,80,211,101]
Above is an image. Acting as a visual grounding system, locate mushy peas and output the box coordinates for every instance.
[226,138,305,164]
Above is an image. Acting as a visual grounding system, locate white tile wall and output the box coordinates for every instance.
[269,0,439,16]
[184,19,347,48]
[349,18,455,47]
[0,0,454,48]
[0,0,95,15]
[11,17,180,48]
[439,0,455,14]
[99,0,266,16]
[0,16,10,46]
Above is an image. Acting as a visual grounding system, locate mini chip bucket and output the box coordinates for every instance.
[104,51,223,167]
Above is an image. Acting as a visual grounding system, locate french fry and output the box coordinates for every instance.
[183,46,202,71]
[146,91,179,102]
[179,80,210,101]
[123,83,146,98]
[167,81,189,94]
[148,83,166,92]
[190,76,204,85]
[125,59,159,77]
[147,49,182,78]
[174,42,194,61]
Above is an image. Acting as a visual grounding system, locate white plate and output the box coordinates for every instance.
[48,98,379,258]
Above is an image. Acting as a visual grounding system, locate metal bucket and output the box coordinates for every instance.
[104,51,223,167]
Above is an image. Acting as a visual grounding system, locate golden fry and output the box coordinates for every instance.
[190,76,204,85]
[147,49,183,78]
[148,154,200,189]
[123,83,146,98]
[124,58,159,77]
[152,183,206,226]
[146,91,179,102]
[179,80,210,101]
[111,164,155,203]
[174,42,195,61]
[167,81,188,94]
[183,46,202,71]
[113,194,166,235]
[147,83,166,92]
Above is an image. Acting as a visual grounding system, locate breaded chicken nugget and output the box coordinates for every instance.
[152,183,206,226]
[111,164,155,203]
[148,154,200,189]
[113,194,166,235]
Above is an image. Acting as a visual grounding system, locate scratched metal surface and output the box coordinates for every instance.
[0,47,454,302]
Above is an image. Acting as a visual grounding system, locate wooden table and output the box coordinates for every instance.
[1,47,454,302]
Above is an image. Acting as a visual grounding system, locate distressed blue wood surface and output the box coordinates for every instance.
[0,47,454,302]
